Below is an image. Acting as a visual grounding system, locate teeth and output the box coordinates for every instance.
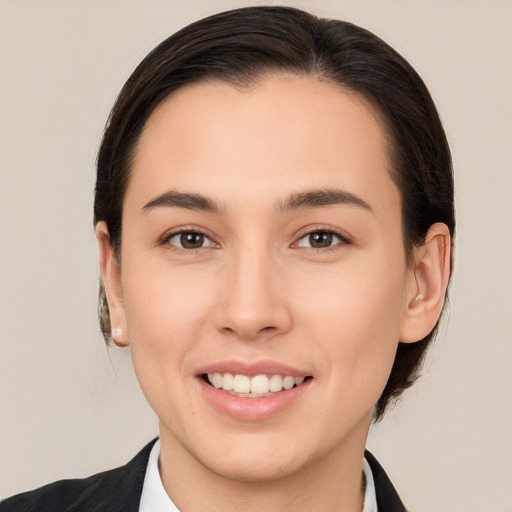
[211,373,223,389]
[250,375,270,394]
[233,374,251,393]
[269,374,283,392]
[222,373,234,391]
[207,373,307,395]
[282,376,295,390]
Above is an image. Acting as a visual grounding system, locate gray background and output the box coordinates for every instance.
[1,1,511,510]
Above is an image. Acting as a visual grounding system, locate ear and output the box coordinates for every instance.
[96,222,128,347]
[399,222,452,343]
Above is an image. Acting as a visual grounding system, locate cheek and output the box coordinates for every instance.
[300,258,407,386]
[120,256,217,378]
[119,262,217,421]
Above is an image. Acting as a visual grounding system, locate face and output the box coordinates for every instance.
[105,76,420,482]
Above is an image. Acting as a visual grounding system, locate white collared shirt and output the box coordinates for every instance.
[139,440,378,512]
[139,440,179,512]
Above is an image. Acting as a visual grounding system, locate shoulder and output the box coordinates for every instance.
[364,450,408,512]
[0,439,157,512]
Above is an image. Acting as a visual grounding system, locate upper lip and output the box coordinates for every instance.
[196,360,311,378]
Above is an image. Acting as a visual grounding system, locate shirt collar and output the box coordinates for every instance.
[362,456,378,512]
[139,440,180,512]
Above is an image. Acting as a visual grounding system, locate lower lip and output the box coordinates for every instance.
[197,377,312,421]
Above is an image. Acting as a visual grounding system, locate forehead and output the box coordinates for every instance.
[127,75,398,215]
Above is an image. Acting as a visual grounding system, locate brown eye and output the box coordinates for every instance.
[168,231,215,250]
[308,232,333,248]
[295,230,346,249]
[180,233,204,248]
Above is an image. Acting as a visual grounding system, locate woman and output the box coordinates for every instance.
[1,6,453,512]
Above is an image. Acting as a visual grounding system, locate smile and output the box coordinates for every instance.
[206,373,308,397]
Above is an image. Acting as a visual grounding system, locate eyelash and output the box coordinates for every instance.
[161,229,217,254]
[293,226,351,251]
[160,226,351,253]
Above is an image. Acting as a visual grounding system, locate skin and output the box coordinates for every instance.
[97,75,450,511]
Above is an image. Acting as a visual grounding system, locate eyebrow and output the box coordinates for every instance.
[141,188,372,215]
[142,191,223,214]
[279,188,373,213]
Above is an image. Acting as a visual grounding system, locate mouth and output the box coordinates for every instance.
[197,363,313,420]
[203,372,312,398]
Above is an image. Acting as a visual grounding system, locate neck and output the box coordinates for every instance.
[158,418,370,512]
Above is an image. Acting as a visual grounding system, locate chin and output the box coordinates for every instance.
[189,431,330,484]
[203,450,309,483]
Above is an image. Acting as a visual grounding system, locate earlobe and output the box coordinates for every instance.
[400,223,451,343]
[95,222,129,347]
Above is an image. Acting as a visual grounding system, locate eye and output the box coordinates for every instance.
[295,230,346,249]
[167,231,216,250]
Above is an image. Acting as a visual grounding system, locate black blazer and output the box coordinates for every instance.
[1,440,407,511]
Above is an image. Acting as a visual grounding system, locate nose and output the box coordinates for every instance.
[214,247,293,341]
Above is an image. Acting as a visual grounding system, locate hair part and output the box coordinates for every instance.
[94,6,455,420]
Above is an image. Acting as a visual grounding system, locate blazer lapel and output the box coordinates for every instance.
[67,438,157,512]
[364,450,407,512]
[43,438,155,512]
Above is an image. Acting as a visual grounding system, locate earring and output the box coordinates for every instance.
[112,327,123,339]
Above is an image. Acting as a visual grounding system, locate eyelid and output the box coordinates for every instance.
[159,227,219,250]
[292,225,352,248]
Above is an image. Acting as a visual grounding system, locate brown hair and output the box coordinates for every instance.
[94,6,454,420]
